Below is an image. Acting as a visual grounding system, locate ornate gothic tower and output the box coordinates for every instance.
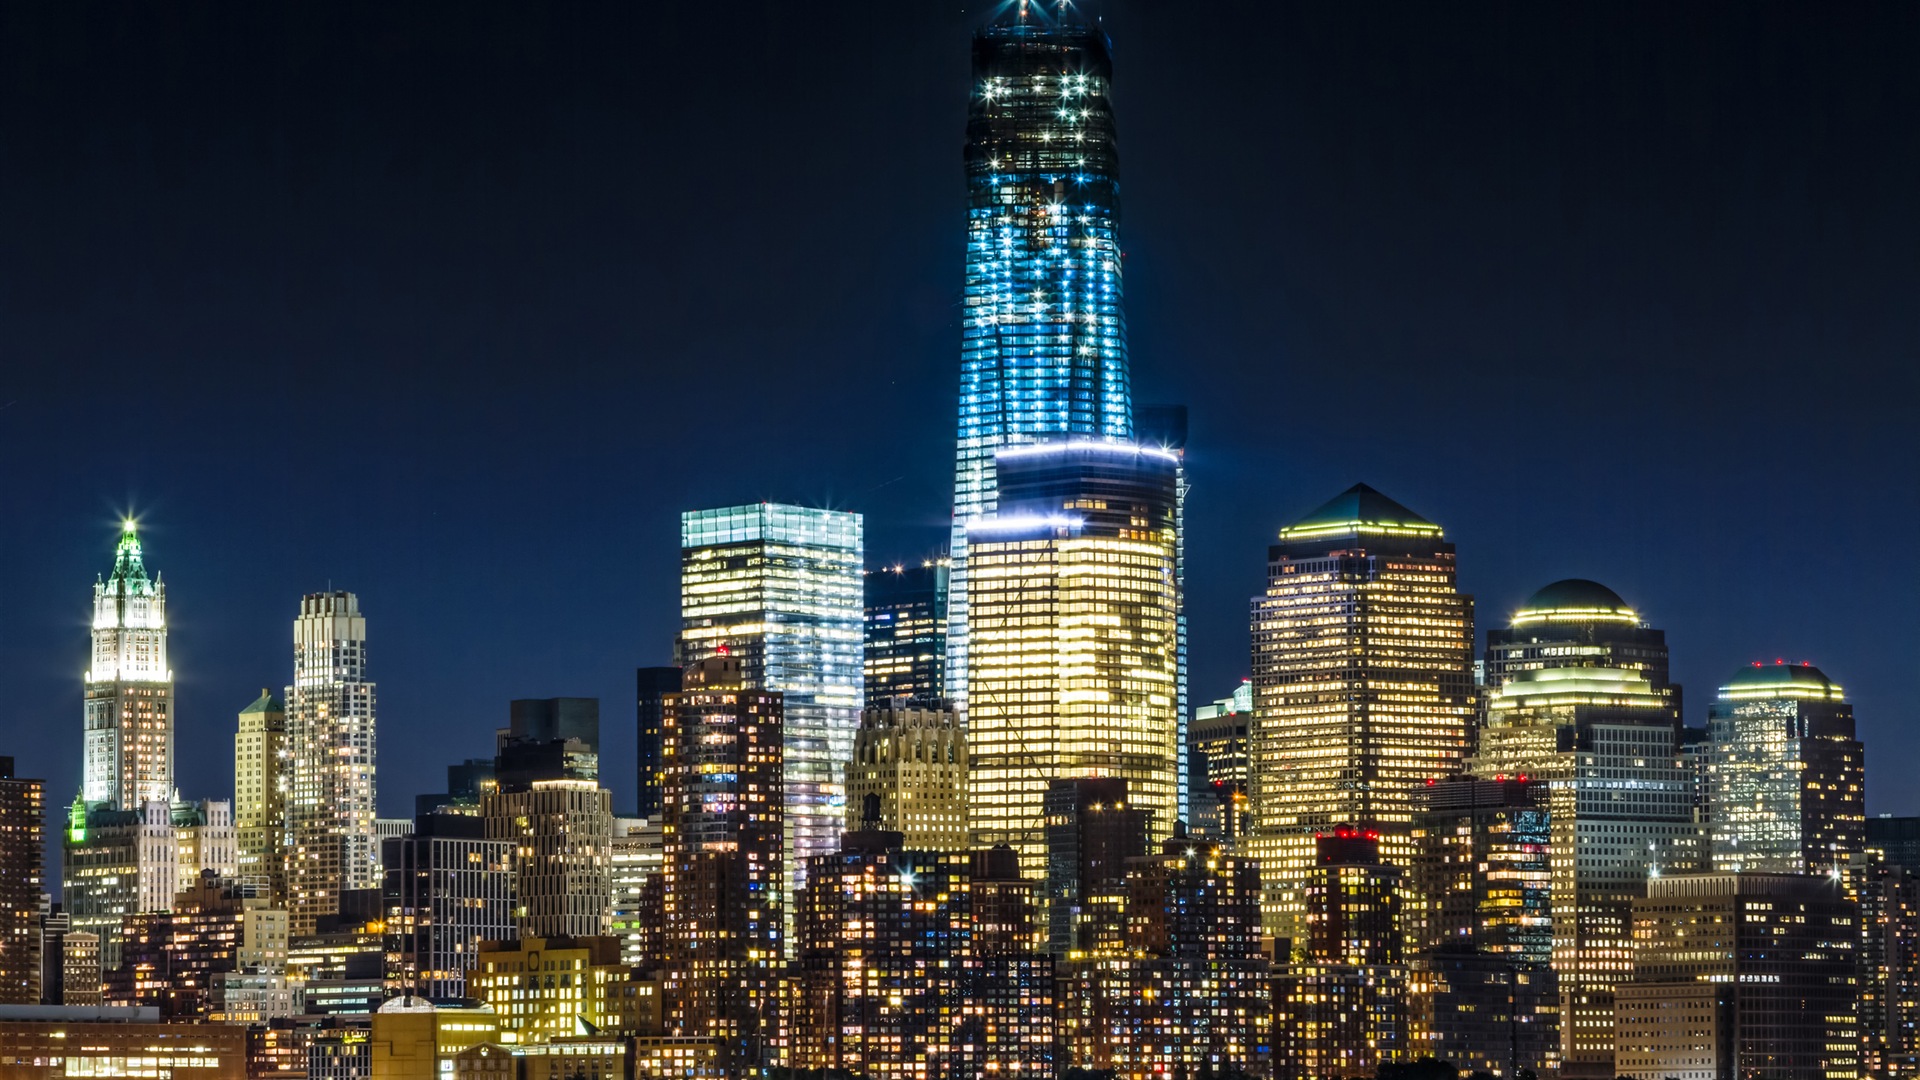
[83,520,173,811]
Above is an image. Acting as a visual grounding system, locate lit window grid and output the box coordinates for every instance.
[1248,550,1474,940]
[381,833,516,999]
[966,531,1179,878]
[659,678,785,1047]
[285,595,379,936]
[1707,696,1865,875]
[948,28,1134,711]
[680,506,863,945]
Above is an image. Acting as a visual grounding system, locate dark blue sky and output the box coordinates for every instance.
[3,2,1916,836]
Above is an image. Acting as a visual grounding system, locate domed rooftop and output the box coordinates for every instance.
[1511,579,1638,626]
[1720,661,1844,702]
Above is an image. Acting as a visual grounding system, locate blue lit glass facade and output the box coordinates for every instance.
[949,10,1134,704]
[678,503,864,951]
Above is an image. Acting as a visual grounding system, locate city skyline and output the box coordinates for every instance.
[0,3,1914,1076]
[2,1,1915,841]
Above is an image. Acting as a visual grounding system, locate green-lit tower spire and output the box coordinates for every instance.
[83,518,173,810]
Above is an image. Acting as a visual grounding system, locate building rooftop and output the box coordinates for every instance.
[1511,579,1638,626]
[240,688,283,714]
[1488,666,1668,712]
[1719,661,1844,702]
[1277,483,1441,541]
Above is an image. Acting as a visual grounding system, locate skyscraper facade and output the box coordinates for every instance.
[1708,661,1865,875]
[1483,579,1680,715]
[482,699,612,940]
[1248,484,1475,938]
[863,561,949,708]
[948,8,1133,707]
[660,656,785,1065]
[795,834,973,1079]
[1471,665,1702,1078]
[967,443,1181,879]
[634,666,682,819]
[84,520,172,811]
[0,757,45,1005]
[234,690,287,902]
[285,591,378,935]
[1191,680,1253,842]
[1273,828,1412,1079]
[1043,777,1151,957]
[678,503,862,935]
[381,814,514,1000]
[844,704,968,852]
[1615,873,1860,1080]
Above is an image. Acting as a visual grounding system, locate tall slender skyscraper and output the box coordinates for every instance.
[948,8,1132,706]
[285,591,378,935]
[84,520,172,811]
[0,757,45,1005]
[234,690,287,902]
[634,666,682,819]
[67,522,183,970]
[1249,484,1475,940]
[661,656,785,1066]
[678,503,863,940]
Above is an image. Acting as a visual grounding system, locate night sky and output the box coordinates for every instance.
[4,2,1916,849]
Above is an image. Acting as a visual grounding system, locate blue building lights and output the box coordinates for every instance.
[948,7,1135,704]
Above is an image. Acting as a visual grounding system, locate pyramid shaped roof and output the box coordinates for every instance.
[1278,483,1442,540]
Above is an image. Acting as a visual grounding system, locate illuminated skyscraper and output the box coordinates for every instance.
[84,520,172,811]
[1056,831,1269,1079]
[1708,661,1865,874]
[863,561,948,708]
[285,591,378,935]
[967,443,1181,878]
[634,666,681,819]
[234,690,287,902]
[947,7,1133,707]
[660,656,785,1066]
[1484,579,1680,717]
[678,503,862,933]
[382,814,514,999]
[1615,873,1859,1080]
[1471,665,1702,1079]
[1134,405,1190,821]
[795,833,973,1079]
[1191,681,1253,842]
[1273,829,1412,1080]
[1248,484,1475,938]
[844,704,968,852]
[0,757,45,1005]
[483,698,612,939]
[1044,777,1151,957]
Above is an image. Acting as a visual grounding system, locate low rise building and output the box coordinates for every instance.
[0,1003,247,1079]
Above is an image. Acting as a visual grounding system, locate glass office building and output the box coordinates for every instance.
[679,503,863,941]
[1707,661,1864,875]
[949,7,1134,706]
[863,560,949,708]
[1248,484,1476,941]
[966,443,1180,881]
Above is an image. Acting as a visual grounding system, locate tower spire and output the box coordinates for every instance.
[108,518,151,594]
